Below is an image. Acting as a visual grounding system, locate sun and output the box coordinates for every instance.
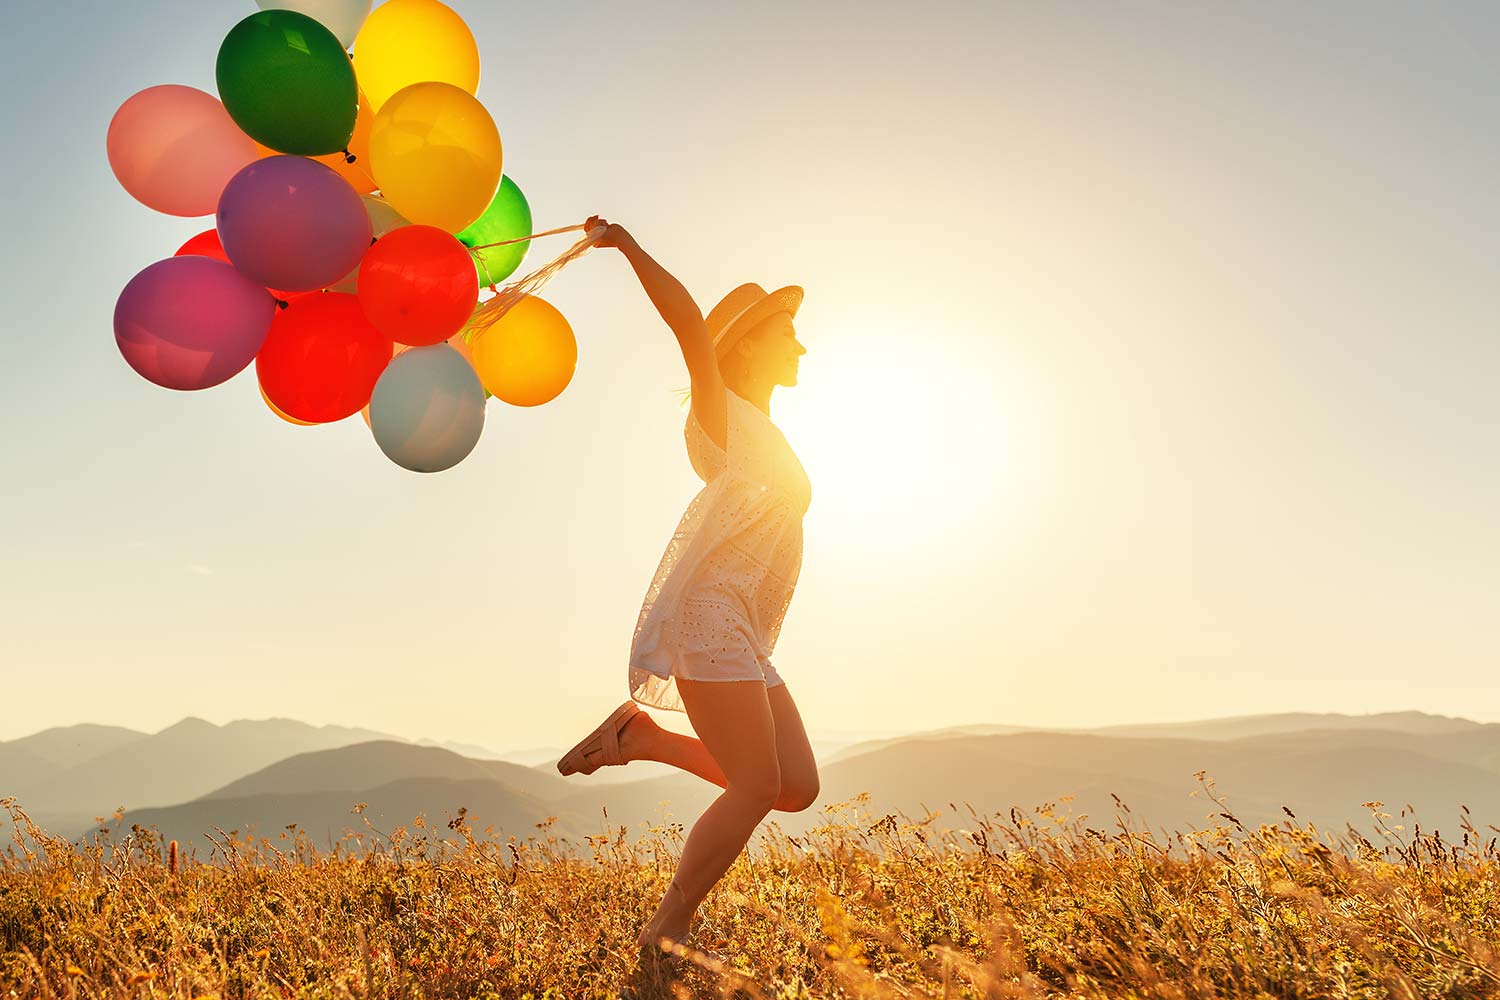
[774,314,1030,560]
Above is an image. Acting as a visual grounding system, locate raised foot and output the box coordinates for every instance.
[562,707,658,776]
[616,710,657,763]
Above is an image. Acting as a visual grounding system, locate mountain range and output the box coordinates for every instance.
[3,711,1492,856]
[0,715,880,836]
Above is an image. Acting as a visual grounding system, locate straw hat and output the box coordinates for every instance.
[704,283,804,363]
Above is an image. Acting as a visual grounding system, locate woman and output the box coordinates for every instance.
[555,217,820,955]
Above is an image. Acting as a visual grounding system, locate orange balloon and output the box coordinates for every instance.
[252,90,377,194]
[469,295,576,407]
[260,382,319,425]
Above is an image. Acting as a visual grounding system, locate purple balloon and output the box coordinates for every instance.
[216,155,372,292]
[115,255,277,391]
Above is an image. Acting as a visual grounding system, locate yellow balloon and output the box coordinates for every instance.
[369,81,502,232]
[260,383,319,426]
[352,0,480,112]
[470,295,577,407]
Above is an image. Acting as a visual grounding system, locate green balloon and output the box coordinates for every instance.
[216,10,357,156]
[457,176,533,288]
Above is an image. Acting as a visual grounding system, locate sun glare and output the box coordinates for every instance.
[777,316,1025,558]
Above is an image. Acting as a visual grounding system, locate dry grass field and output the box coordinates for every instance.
[3,773,1499,999]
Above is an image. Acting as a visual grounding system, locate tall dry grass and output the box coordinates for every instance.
[3,772,1499,998]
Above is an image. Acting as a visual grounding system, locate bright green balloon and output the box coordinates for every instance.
[456,176,533,288]
[216,10,357,156]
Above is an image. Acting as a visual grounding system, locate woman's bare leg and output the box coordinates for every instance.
[635,678,781,950]
[621,686,820,813]
[620,713,729,786]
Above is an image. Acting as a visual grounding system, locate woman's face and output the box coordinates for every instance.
[740,312,807,387]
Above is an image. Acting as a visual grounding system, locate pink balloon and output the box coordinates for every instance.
[115,256,277,391]
[106,85,257,217]
[216,155,373,292]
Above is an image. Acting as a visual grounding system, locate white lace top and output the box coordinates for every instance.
[628,389,813,712]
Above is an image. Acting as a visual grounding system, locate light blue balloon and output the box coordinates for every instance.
[369,345,486,473]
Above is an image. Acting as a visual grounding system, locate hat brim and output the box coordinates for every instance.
[712,285,804,360]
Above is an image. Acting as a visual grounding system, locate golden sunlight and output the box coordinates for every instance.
[776,312,1030,557]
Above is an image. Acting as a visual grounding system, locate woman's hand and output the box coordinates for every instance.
[584,215,633,250]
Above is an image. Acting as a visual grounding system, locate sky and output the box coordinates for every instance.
[1,1,1496,750]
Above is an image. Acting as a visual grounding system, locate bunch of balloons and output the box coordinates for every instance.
[107,0,579,473]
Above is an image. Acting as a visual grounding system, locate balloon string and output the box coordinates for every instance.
[336,184,603,341]
[351,176,586,250]
[346,156,379,192]
[466,223,589,250]
[461,223,608,344]
[355,179,588,251]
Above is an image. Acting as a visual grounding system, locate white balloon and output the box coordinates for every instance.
[369,345,486,473]
[255,0,374,48]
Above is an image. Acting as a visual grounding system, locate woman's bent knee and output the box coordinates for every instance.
[774,782,820,812]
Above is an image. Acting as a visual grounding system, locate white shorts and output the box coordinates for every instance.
[661,584,787,689]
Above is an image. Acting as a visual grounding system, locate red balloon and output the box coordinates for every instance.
[175,230,315,304]
[357,224,479,346]
[256,293,394,423]
[176,229,229,259]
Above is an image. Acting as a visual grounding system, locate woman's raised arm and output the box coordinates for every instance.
[589,218,727,449]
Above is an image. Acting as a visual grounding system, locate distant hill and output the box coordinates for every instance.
[0,744,60,808]
[822,711,1483,765]
[201,741,575,804]
[115,777,596,855]
[82,739,665,846]
[64,716,1500,856]
[555,726,1500,842]
[1089,710,1483,741]
[823,725,1037,765]
[498,745,571,766]
[2,717,397,835]
[10,710,1493,852]
[1,723,151,818]
[1,719,638,836]
[5,723,147,769]
[545,733,1270,842]
[1231,724,1500,777]
[412,737,512,761]
[83,743,675,851]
